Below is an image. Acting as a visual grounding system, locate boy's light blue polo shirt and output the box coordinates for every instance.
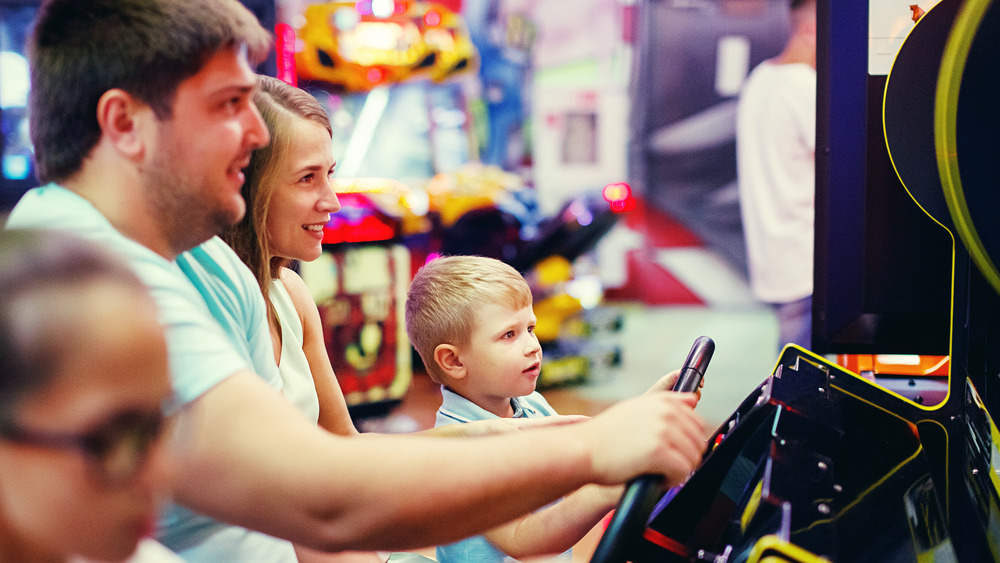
[436,387,559,427]
[434,386,570,563]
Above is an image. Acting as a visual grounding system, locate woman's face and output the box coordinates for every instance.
[0,281,172,561]
[265,116,340,264]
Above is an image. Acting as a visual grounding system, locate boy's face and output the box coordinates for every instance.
[454,302,542,417]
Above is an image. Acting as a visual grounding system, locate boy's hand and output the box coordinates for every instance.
[645,369,703,401]
[579,392,705,488]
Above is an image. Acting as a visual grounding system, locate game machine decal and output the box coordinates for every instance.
[586,1,1000,561]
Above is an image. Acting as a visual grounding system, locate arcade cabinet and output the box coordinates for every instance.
[588,0,1000,561]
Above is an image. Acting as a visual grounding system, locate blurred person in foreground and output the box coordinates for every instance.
[0,228,180,563]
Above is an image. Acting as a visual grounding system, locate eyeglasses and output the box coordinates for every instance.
[0,410,168,485]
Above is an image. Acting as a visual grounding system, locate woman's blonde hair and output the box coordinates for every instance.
[221,75,332,309]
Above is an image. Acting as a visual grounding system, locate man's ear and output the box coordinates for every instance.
[96,88,148,160]
[434,343,466,380]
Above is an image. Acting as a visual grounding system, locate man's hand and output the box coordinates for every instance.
[579,392,705,488]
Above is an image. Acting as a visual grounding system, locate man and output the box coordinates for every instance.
[8,0,707,560]
[736,0,817,350]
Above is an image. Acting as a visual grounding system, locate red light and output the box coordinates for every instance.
[603,182,631,202]
[394,1,408,15]
[274,23,298,87]
[603,182,635,213]
[365,67,384,83]
[424,9,442,26]
[610,198,636,212]
[323,216,396,243]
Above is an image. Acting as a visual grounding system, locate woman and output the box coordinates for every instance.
[0,229,179,563]
[221,78,397,562]
[222,75,357,437]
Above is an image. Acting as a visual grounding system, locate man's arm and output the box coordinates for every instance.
[168,372,704,553]
[422,413,590,437]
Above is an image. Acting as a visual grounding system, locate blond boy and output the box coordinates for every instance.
[406,255,697,562]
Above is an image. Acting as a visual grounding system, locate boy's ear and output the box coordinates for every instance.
[433,343,466,380]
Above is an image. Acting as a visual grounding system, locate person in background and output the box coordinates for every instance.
[8,0,709,560]
[0,228,180,563]
[405,255,703,563]
[736,0,817,351]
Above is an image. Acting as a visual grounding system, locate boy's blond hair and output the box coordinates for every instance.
[405,255,532,383]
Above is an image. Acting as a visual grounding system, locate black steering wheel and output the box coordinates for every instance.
[589,336,715,563]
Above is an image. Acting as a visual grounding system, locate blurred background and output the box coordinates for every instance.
[2,1,799,441]
[0,0,799,439]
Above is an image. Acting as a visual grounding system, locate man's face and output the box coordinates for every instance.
[143,46,270,256]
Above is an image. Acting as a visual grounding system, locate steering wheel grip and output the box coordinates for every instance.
[590,336,715,563]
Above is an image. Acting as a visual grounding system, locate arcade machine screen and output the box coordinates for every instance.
[811,0,962,406]
[298,215,413,417]
[813,1,952,358]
